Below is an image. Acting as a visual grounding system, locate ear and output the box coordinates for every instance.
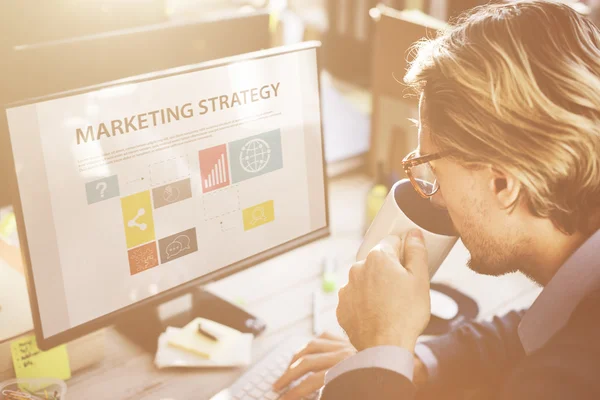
[488,166,521,208]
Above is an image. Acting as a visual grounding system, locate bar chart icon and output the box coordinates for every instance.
[205,154,226,188]
[199,144,230,193]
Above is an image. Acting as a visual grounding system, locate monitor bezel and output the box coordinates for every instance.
[2,42,330,350]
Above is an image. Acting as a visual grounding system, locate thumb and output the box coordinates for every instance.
[403,229,429,279]
[372,234,403,261]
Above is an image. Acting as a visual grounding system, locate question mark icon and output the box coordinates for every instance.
[96,182,108,198]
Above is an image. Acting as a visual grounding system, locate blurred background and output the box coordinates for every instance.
[0,0,597,209]
[0,0,598,392]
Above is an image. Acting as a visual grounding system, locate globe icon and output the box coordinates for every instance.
[240,139,271,173]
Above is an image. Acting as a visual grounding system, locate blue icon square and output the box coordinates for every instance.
[228,129,283,183]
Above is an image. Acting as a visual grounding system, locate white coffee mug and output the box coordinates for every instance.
[357,179,459,279]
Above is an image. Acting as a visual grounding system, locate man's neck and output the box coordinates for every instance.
[525,221,588,286]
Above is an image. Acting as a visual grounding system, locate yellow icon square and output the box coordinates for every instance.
[121,191,156,249]
[243,200,275,231]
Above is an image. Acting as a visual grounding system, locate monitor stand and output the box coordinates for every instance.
[115,287,266,353]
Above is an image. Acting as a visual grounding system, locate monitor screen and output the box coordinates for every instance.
[0,11,271,208]
[4,43,328,349]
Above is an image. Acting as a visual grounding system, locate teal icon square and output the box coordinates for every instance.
[229,129,283,183]
[86,175,120,204]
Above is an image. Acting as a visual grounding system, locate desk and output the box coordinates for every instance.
[9,173,541,399]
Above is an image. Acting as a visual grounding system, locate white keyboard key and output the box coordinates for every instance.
[281,358,291,366]
[268,363,281,371]
[209,336,313,400]
[275,356,287,364]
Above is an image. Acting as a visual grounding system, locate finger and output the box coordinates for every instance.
[289,339,350,366]
[279,371,326,400]
[273,352,345,391]
[370,235,403,261]
[336,286,350,331]
[348,262,363,285]
[403,229,429,280]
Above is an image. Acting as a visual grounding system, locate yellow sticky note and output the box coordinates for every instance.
[242,200,275,231]
[269,11,280,34]
[121,190,156,249]
[10,335,71,387]
[0,211,16,238]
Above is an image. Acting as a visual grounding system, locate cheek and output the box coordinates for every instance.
[435,168,473,230]
[441,192,466,230]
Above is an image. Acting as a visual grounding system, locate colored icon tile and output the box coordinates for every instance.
[199,144,230,193]
[85,175,120,204]
[242,200,275,231]
[128,241,159,275]
[152,178,192,209]
[121,191,156,249]
[229,130,283,184]
[158,228,198,264]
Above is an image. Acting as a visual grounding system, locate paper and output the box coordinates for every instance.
[155,327,253,369]
[167,317,246,359]
[155,319,253,369]
[10,335,71,390]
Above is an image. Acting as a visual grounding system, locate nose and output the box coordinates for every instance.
[430,190,447,210]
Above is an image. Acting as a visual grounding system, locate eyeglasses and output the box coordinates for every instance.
[401,149,452,198]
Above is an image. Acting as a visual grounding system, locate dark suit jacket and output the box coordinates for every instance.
[320,288,600,400]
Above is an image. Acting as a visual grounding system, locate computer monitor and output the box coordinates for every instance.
[3,42,328,350]
[0,10,271,208]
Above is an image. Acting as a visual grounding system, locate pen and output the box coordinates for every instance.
[312,291,322,336]
[197,323,219,341]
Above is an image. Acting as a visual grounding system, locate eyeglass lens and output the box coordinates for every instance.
[410,162,438,195]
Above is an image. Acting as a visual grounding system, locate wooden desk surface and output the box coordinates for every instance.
[54,174,541,399]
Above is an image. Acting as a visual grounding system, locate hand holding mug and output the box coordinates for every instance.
[337,231,431,352]
[357,179,457,278]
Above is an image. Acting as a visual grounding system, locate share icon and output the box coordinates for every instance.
[128,208,148,231]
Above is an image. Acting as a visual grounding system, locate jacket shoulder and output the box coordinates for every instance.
[320,367,416,400]
[502,288,600,399]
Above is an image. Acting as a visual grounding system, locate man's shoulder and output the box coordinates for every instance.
[565,286,600,337]
[501,289,600,399]
[519,287,600,366]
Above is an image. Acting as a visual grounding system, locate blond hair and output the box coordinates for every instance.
[404,0,600,234]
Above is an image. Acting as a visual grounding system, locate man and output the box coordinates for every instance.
[272,1,600,399]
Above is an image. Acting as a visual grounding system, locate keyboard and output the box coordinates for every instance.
[209,336,319,400]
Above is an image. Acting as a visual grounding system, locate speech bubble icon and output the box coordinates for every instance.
[173,235,191,250]
[165,235,191,259]
[165,241,183,259]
